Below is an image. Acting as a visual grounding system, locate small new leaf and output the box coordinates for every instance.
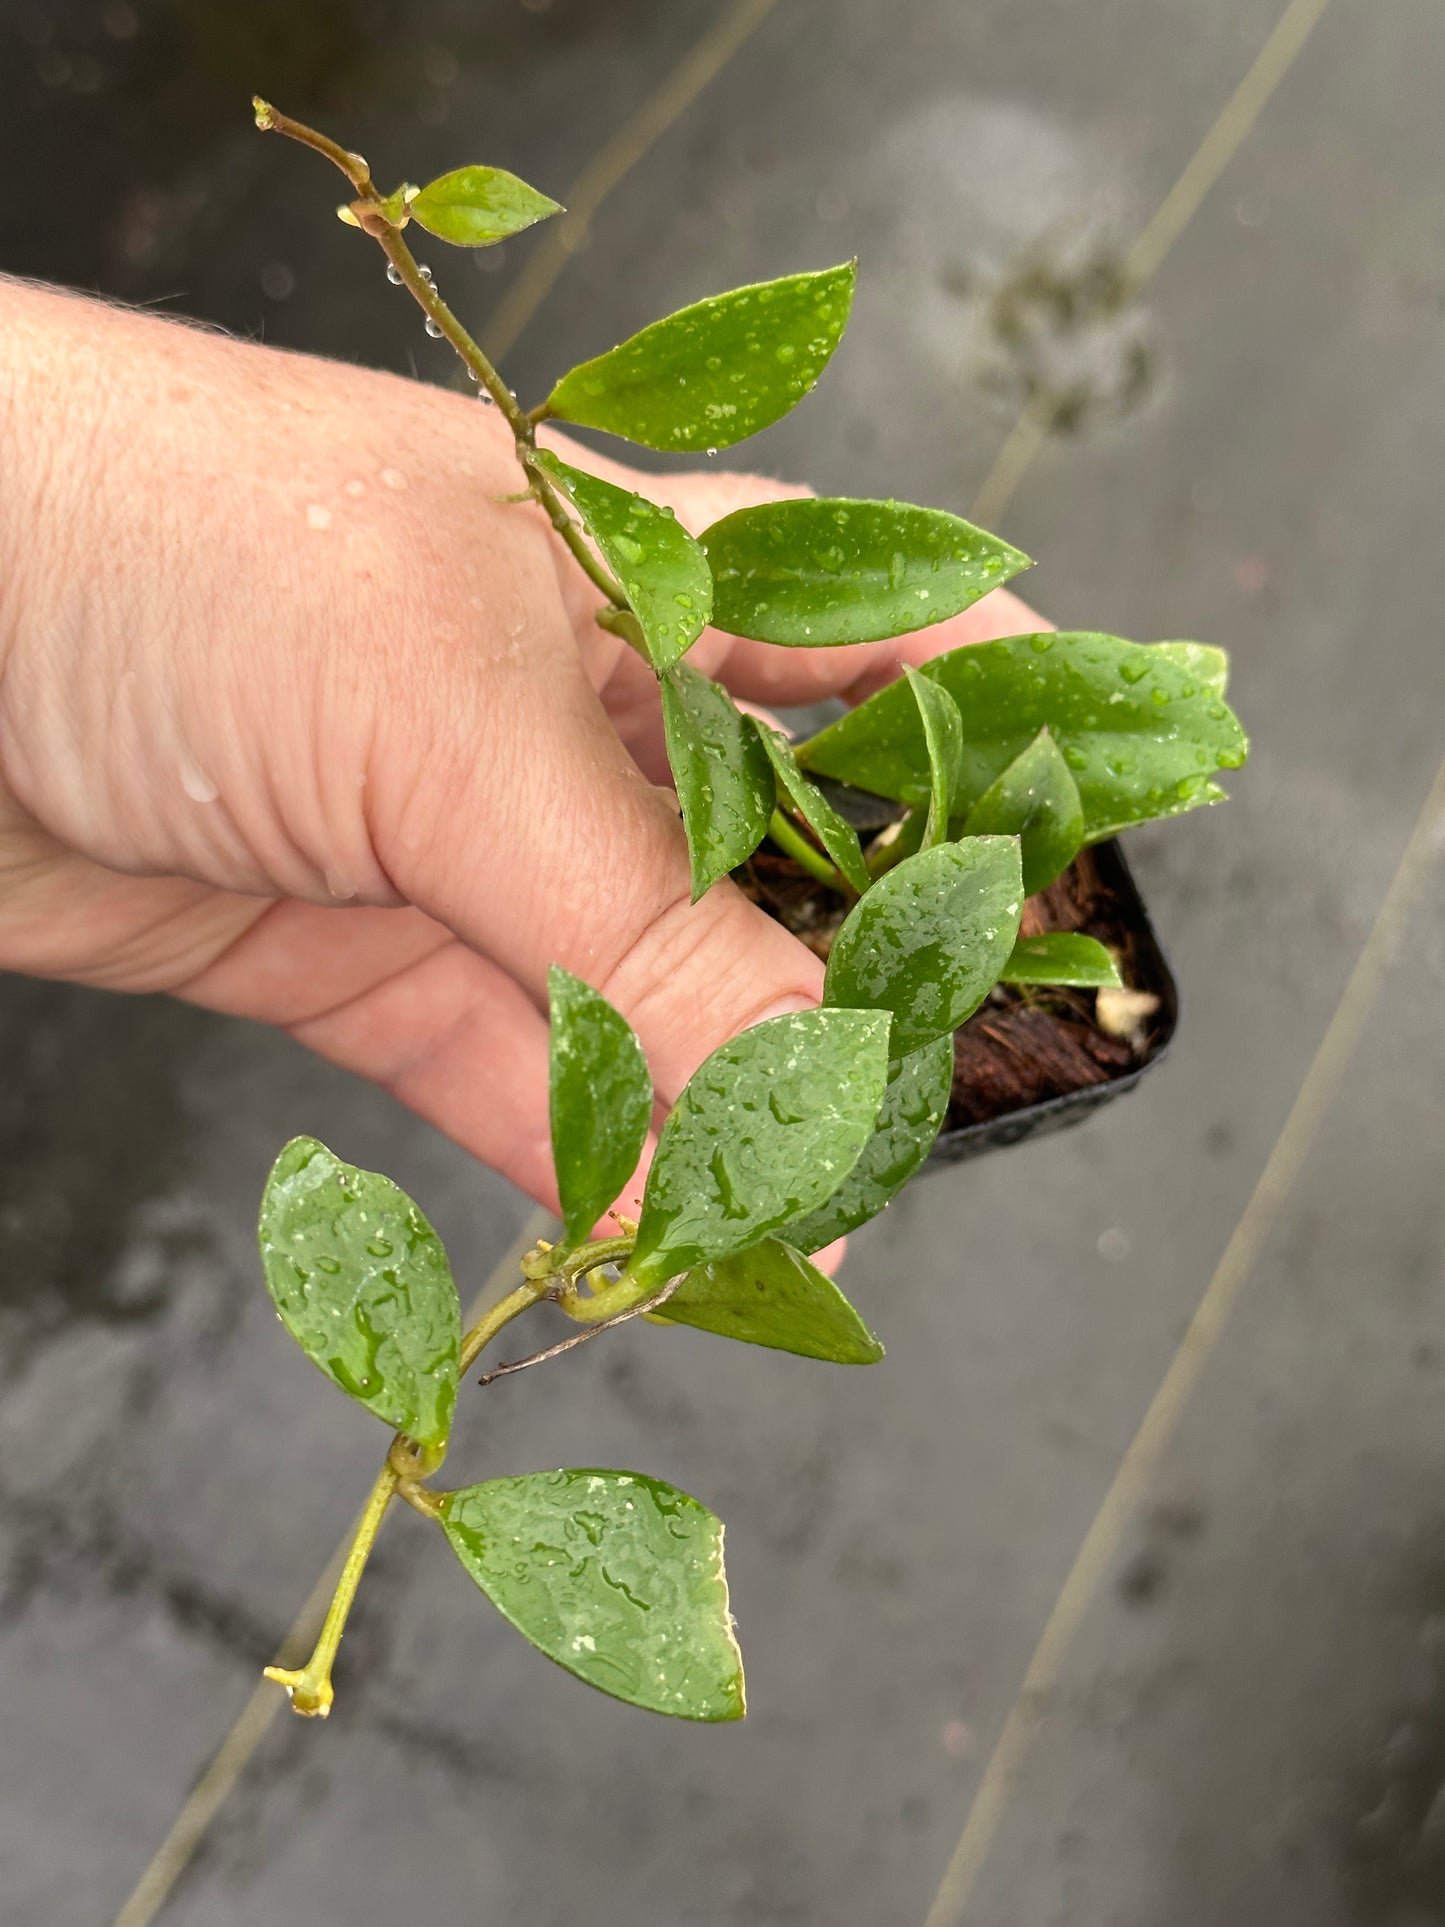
[529,452,712,672]
[701,497,1029,646]
[798,634,1247,841]
[441,1471,743,1720]
[962,726,1084,895]
[785,1036,955,1252]
[661,664,774,899]
[544,263,855,452]
[903,665,963,850]
[752,722,869,894]
[409,164,561,245]
[824,840,1023,1057]
[659,1238,883,1364]
[1001,932,1123,988]
[629,1008,892,1291]
[548,968,652,1249]
[258,1137,460,1449]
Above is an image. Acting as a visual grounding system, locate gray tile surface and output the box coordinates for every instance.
[1,2,1441,1922]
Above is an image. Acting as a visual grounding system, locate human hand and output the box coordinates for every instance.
[0,279,1045,1223]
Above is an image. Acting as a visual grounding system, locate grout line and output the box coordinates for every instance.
[970,0,1334,532]
[109,1206,555,1927]
[919,755,1445,1927]
[485,0,779,362]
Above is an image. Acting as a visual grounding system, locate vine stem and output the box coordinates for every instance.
[251,99,638,636]
[263,1461,397,1718]
[767,808,849,893]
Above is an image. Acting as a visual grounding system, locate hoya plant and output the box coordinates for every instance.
[251,103,1247,1723]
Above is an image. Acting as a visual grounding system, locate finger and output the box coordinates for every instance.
[373,619,825,1120]
[179,900,566,1212]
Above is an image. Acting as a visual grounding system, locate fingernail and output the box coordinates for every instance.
[750,993,819,1024]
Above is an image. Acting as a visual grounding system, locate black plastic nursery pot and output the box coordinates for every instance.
[740,827,1178,1172]
[927,837,1178,1167]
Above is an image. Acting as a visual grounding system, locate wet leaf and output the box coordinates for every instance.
[258,1138,460,1449]
[527,453,712,673]
[544,263,855,453]
[1001,932,1122,988]
[409,165,561,245]
[628,1008,891,1291]
[823,840,1023,1056]
[701,497,1029,646]
[1152,640,1229,694]
[548,967,652,1248]
[751,722,869,893]
[903,665,963,850]
[658,1237,882,1364]
[962,726,1084,895]
[785,1036,955,1252]
[796,633,1248,840]
[440,1470,743,1720]
[661,663,774,900]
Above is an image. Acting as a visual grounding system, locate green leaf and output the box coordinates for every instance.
[658,1237,882,1363]
[257,1138,460,1449]
[1152,640,1229,694]
[962,726,1084,895]
[797,633,1248,841]
[408,165,561,246]
[543,263,855,453]
[548,967,652,1248]
[440,1471,743,1720]
[785,1036,955,1252]
[701,497,1029,646]
[751,722,869,893]
[903,665,963,851]
[661,663,774,900]
[628,1008,891,1290]
[823,839,1023,1056]
[1001,932,1123,988]
[528,452,712,672]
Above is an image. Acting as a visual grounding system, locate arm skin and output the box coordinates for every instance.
[0,277,1044,1221]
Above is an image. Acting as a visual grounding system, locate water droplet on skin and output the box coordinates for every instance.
[343,479,365,498]
[381,467,408,490]
[179,756,218,804]
[306,503,333,530]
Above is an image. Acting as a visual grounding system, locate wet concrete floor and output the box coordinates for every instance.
[1,2,1442,1922]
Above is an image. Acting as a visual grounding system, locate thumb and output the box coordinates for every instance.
[371,603,824,1120]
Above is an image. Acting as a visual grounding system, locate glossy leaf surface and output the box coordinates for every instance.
[752,722,869,894]
[823,839,1023,1056]
[786,1036,955,1252]
[661,664,774,900]
[409,165,561,245]
[628,1009,891,1290]
[544,263,855,452]
[1001,932,1123,988]
[258,1138,459,1448]
[962,726,1085,895]
[529,452,712,672]
[548,967,653,1248]
[797,633,1248,840]
[1152,640,1229,694]
[904,665,964,850]
[659,1237,883,1363]
[441,1471,743,1720]
[701,497,1029,646]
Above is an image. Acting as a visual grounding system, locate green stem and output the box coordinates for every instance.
[767,808,847,892]
[264,1460,397,1717]
[253,100,640,644]
[458,1280,546,1376]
